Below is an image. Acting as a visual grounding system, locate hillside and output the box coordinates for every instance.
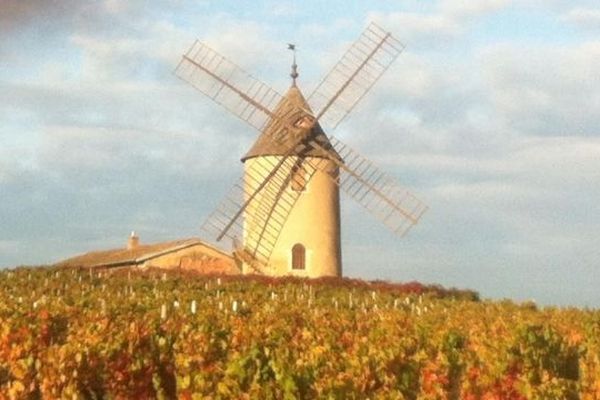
[1,266,598,399]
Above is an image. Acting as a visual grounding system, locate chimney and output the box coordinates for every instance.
[127,231,140,250]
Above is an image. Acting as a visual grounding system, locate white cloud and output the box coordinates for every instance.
[266,1,299,17]
[367,0,512,46]
[378,52,437,99]
[198,16,282,75]
[562,7,600,29]
[38,122,242,180]
[438,0,512,19]
[368,11,462,44]
[481,41,600,136]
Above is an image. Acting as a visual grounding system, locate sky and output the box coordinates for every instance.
[1,0,599,307]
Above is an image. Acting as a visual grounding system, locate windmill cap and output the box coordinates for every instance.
[241,85,340,162]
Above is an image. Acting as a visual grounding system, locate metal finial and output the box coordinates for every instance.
[288,43,298,85]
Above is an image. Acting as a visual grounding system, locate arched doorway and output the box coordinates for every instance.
[291,243,306,270]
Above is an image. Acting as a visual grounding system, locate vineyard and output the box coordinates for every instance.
[1,267,599,399]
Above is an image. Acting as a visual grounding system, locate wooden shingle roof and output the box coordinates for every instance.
[241,85,340,162]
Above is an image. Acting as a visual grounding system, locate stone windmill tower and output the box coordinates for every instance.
[175,23,427,277]
[241,79,343,277]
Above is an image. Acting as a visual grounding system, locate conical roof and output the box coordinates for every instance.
[241,85,340,162]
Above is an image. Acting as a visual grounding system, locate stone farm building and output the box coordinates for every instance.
[55,233,238,274]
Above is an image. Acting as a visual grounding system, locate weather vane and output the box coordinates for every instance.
[288,43,298,85]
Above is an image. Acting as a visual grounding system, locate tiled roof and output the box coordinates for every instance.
[55,238,229,268]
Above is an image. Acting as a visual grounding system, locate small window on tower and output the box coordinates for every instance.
[293,115,314,129]
[290,164,306,192]
[291,243,306,270]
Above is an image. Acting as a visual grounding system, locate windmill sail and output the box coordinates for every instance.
[242,156,328,263]
[313,137,427,236]
[200,152,327,266]
[175,40,285,132]
[308,22,404,129]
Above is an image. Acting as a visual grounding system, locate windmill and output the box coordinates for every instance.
[175,22,428,277]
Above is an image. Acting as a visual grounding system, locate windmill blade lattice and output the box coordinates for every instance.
[200,149,327,267]
[175,41,285,132]
[242,156,329,264]
[313,137,427,236]
[308,22,405,129]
